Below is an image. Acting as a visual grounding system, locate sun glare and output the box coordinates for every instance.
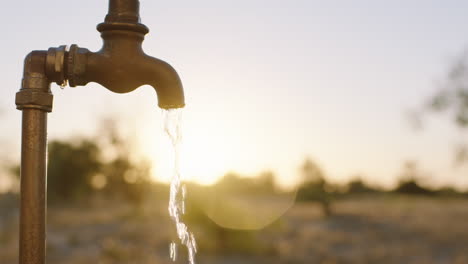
[138,108,300,188]
[179,139,229,185]
[141,114,235,186]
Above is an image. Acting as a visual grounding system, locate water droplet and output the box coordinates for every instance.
[59,80,68,89]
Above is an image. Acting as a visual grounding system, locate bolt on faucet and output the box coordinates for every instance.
[15,0,184,263]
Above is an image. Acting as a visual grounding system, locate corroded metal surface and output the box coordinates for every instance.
[16,48,51,264]
[19,109,47,264]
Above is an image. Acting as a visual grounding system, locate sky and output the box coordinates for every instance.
[2,0,468,190]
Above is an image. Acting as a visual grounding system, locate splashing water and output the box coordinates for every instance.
[163,109,197,264]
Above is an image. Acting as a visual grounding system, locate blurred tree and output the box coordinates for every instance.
[0,117,20,193]
[214,171,278,195]
[0,162,20,193]
[301,158,326,183]
[296,158,332,217]
[394,161,434,195]
[48,139,102,201]
[255,171,277,194]
[421,49,468,165]
[426,50,468,125]
[95,118,151,204]
[346,176,379,194]
[47,117,152,204]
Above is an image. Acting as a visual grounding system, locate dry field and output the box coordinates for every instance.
[1,194,468,264]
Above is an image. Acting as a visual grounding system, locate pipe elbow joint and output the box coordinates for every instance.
[16,51,54,112]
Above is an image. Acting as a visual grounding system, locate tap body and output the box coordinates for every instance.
[68,17,185,109]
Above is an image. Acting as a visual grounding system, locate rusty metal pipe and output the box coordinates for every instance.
[19,109,47,264]
[107,0,140,23]
[16,51,52,264]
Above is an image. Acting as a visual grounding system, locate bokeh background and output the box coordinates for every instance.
[2,0,468,263]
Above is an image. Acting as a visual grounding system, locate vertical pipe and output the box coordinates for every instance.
[19,109,47,264]
[106,0,140,23]
[109,0,139,14]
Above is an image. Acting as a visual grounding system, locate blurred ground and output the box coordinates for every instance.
[1,194,468,264]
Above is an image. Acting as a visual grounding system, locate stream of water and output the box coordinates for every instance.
[163,109,197,264]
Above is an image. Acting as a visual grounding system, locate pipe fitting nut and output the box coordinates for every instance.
[15,90,53,112]
[46,45,67,86]
[67,44,89,87]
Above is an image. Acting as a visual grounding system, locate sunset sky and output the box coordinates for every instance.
[2,0,468,189]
